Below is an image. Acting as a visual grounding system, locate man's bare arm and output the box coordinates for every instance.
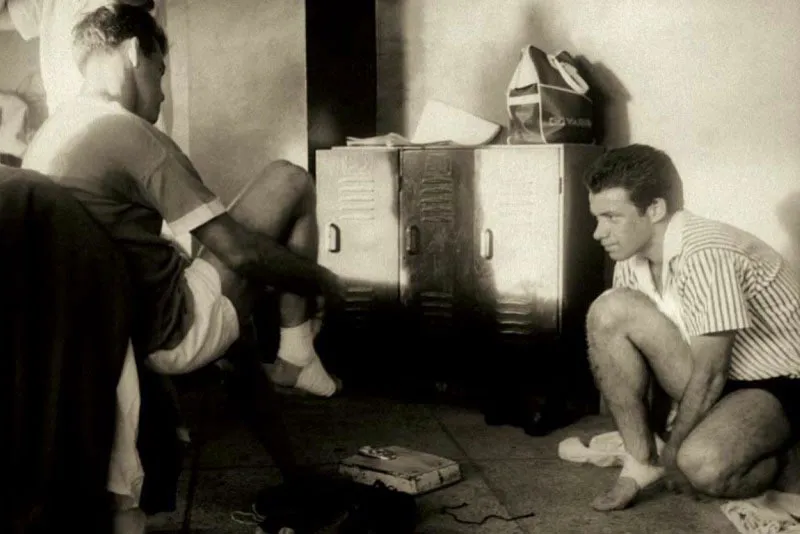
[192,212,339,297]
[667,331,735,448]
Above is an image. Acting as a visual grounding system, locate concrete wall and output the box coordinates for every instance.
[376,0,800,268]
[165,0,307,205]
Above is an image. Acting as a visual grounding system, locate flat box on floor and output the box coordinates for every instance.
[338,446,462,495]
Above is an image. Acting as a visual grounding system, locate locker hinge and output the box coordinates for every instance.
[397,152,403,191]
[558,176,563,195]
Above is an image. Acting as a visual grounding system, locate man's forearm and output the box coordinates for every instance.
[668,367,726,448]
[238,238,334,297]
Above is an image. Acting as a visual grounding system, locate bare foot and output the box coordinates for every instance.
[591,476,640,511]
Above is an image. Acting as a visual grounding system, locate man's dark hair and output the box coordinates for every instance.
[73,4,168,73]
[583,144,685,214]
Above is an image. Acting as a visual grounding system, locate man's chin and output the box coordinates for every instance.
[606,249,631,262]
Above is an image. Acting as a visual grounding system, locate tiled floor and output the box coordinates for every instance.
[146,378,739,534]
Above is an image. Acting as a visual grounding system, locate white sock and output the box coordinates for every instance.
[277,321,315,367]
[295,356,337,397]
[619,453,665,489]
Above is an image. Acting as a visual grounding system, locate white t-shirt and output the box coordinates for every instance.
[23,95,224,353]
[8,0,112,114]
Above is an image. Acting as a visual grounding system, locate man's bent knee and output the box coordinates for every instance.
[676,440,733,496]
[586,287,653,335]
[226,159,316,237]
[261,159,315,196]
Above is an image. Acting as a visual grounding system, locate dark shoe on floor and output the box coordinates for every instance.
[254,474,417,534]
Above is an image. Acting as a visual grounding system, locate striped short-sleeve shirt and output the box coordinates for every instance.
[613,210,800,380]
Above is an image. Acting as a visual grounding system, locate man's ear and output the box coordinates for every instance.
[125,37,141,68]
[647,198,668,223]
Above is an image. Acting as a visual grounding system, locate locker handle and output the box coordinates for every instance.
[327,224,341,253]
[480,229,494,259]
[405,225,419,255]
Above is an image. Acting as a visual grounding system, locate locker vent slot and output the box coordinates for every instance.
[420,291,453,322]
[496,299,535,335]
[493,174,538,226]
[420,153,454,223]
[343,286,375,325]
[337,176,376,221]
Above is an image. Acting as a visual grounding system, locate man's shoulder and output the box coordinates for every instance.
[678,212,786,279]
[45,99,169,155]
[681,212,757,255]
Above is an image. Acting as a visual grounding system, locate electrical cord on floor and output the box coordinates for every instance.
[439,502,536,525]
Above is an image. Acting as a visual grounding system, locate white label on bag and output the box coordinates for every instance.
[507,94,541,106]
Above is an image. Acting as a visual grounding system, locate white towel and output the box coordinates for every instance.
[721,491,800,534]
[557,430,665,468]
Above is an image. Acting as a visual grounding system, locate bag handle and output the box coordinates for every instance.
[547,52,590,95]
[505,46,539,118]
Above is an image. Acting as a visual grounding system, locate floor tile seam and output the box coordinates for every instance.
[429,409,533,534]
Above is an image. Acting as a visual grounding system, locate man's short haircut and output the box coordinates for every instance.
[583,144,685,214]
[73,4,168,74]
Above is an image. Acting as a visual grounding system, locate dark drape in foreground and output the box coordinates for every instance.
[0,168,132,533]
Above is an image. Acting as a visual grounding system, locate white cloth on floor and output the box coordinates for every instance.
[557,430,665,468]
[721,491,800,534]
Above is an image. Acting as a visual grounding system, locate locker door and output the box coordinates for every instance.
[399,148,475,370]
[473,146,563,341]
[315,148,401,328]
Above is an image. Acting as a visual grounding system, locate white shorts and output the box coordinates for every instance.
[147,258,240,375]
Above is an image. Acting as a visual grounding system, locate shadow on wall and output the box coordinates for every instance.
[375,0,407,134]
[520,7,632,148]
[777,191,800,275]
[576,58,632,148]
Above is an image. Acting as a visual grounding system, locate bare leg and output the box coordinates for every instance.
[586,288,692,510]
[222,159,317,327]
[205,160,340,396]
[678,388,791,498]
[193,161,337,478]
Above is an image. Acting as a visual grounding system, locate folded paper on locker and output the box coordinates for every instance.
[346,100,501,148]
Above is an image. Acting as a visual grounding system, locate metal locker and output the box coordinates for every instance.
[472,144,604,344]
[314,144,605,397]
[315,148,401,336]
[473,146,563,341]
[399,149,475,329]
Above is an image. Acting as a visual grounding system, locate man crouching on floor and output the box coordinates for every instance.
[583,144,800,510]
